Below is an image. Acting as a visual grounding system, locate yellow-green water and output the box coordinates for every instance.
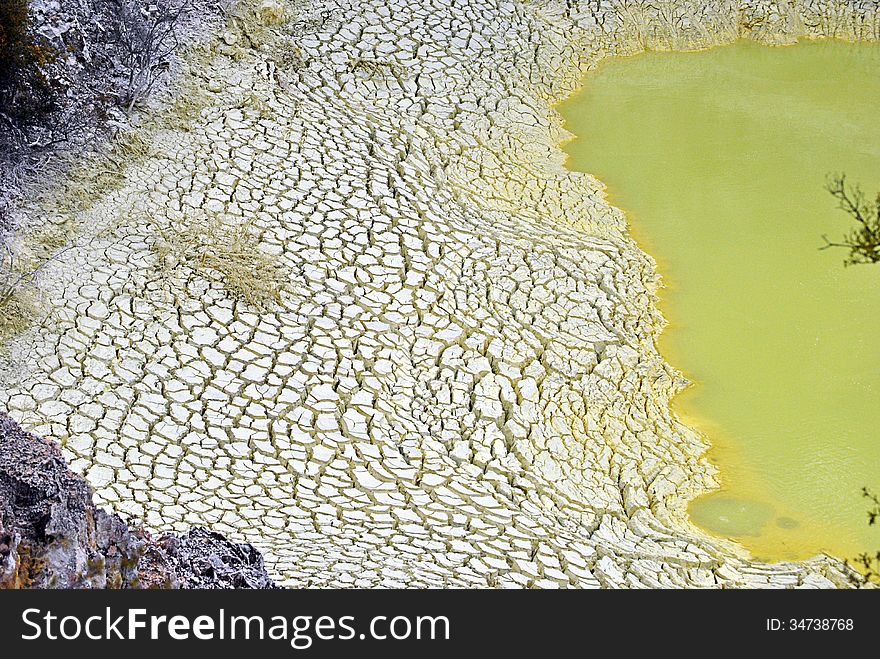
[558,39,880,562]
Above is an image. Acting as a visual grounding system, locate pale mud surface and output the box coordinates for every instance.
[1,0,877,587]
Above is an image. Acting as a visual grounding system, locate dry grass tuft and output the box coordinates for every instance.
[150,210,284,309]
[0,246,39,346]
[0,291,36,346]
[110,130,154,161]
[41,126,156,219]
[163,75,214,131]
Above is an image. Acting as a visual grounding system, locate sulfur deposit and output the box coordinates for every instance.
[2,0,878,587]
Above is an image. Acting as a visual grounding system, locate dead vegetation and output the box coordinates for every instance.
[38,128,156,225]
[0,1,209,153]
[0,245,40,347]
[111,0,197,111]
[150,210,285,309]
[154,68,214,131]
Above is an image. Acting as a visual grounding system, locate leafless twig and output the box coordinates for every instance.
[821,173,880,266]
[848,487,880,585]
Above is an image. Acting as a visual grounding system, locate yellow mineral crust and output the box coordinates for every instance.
[1,0,877,587]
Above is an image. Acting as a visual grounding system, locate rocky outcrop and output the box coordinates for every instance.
[137,527,280,589]
[0,413,278,588]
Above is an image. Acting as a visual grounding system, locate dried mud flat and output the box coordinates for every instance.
[2,0,878,587]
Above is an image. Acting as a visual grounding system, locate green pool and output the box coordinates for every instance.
[559,39,880,562]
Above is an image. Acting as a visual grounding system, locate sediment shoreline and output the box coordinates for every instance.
[1,0,877,587]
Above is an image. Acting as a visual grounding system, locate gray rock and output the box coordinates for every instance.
[0,412,279,589]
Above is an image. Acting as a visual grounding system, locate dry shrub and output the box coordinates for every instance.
[222,0,290,50]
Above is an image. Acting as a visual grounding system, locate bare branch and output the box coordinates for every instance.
[110,0,195,112]
[847,487,880,585]
[821,173,880,266]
